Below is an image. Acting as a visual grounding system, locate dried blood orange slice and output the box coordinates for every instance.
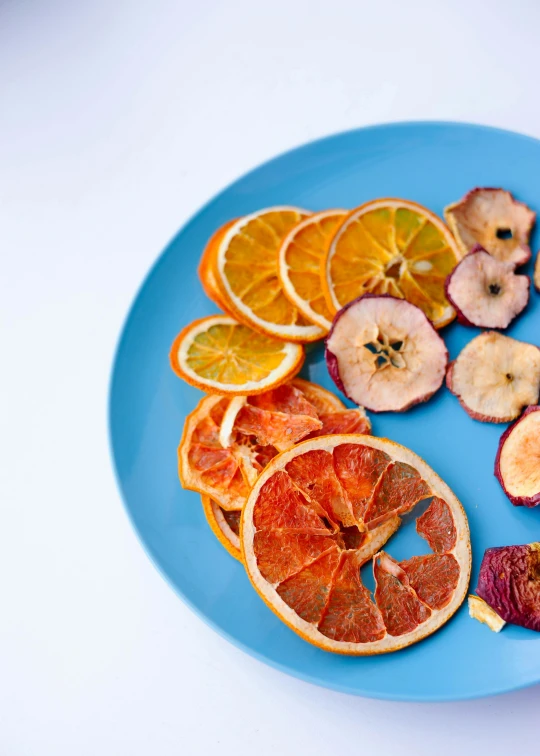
[241,435,471,654]
[201,495,242,562]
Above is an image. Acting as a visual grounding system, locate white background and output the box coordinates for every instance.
[2,0,540,753]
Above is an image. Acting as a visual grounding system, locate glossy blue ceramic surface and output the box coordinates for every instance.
[109,122,540,701]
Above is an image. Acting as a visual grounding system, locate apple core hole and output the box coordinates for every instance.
[496,228,513,240]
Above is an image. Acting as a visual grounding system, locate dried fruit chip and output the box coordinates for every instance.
[241,435,471,654]
[447,332,540,423]
[444,188,535,267]
[326,295,448,413]
[495,405,540,507]
[468,595,506,633]
[476,543,540,632]
[445,246,529,329]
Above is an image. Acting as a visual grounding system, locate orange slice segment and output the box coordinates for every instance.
[323,199,461,328]
[212,207,326,342]
[241,435,471,655]
[201,495,242,562]
[278,210,347,332]
[170,315,304,394]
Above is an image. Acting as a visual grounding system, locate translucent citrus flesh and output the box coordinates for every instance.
[185,322,294,386]
[179,381,369,512]
[326,202,459,326]
[215,209,324,340]
[281,212,346,329]
[246,440,466,647]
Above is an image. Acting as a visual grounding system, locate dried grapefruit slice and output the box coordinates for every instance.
[323,199,460,328]
[170,315,304,394]
[179,380,369,515]
[179,395,250,510]
[201,495,242,562]
[278,210,348,333]
[241,435,471,654]
[212,207,326,342]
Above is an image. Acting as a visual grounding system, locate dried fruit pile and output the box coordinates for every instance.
[169,185,540,651]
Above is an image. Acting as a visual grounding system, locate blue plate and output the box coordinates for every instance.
[109,122,540,701]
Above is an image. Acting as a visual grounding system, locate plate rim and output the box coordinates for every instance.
[108,119,540,702]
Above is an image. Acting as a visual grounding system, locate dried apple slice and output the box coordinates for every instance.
[447,332,540,423]
[444,188,535,267]
[325,294,448,413]
[468,595,506,632]
[495,405,540,507]
[476,543,540,632]
[445,246,529,329]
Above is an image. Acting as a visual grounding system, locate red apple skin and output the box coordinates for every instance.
[476,544,540,631]
[325,293,448,413]
[494,405,540,507]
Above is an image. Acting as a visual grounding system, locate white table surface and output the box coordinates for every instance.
[2,0,540,753]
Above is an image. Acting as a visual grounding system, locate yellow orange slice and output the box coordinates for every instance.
[278,210,348,332]
[198,219,238,312]
[212,207,326,343]
[241,435,471,655]
[323,199,461,328]
[170,315,304,395]
[202,495,242,562]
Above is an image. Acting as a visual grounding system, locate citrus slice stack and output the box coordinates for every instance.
[170,315,304,394]
[278,210,347,333]
[322,199,461,328]
[210,207,326,342]
[241,435,471,654]
[179,380,371,515]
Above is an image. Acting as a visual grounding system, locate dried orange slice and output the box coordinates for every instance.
[278,210,347,333]
[323,199,461,328]
[241,435,471,654]
[201,495,242,562]
[170,315,304,395]
[198,219,238,312]
[212,207,326,342]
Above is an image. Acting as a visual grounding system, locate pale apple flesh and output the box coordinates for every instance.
[444,187,535,267]
[446,332,540,423]
[325,295,448,413]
